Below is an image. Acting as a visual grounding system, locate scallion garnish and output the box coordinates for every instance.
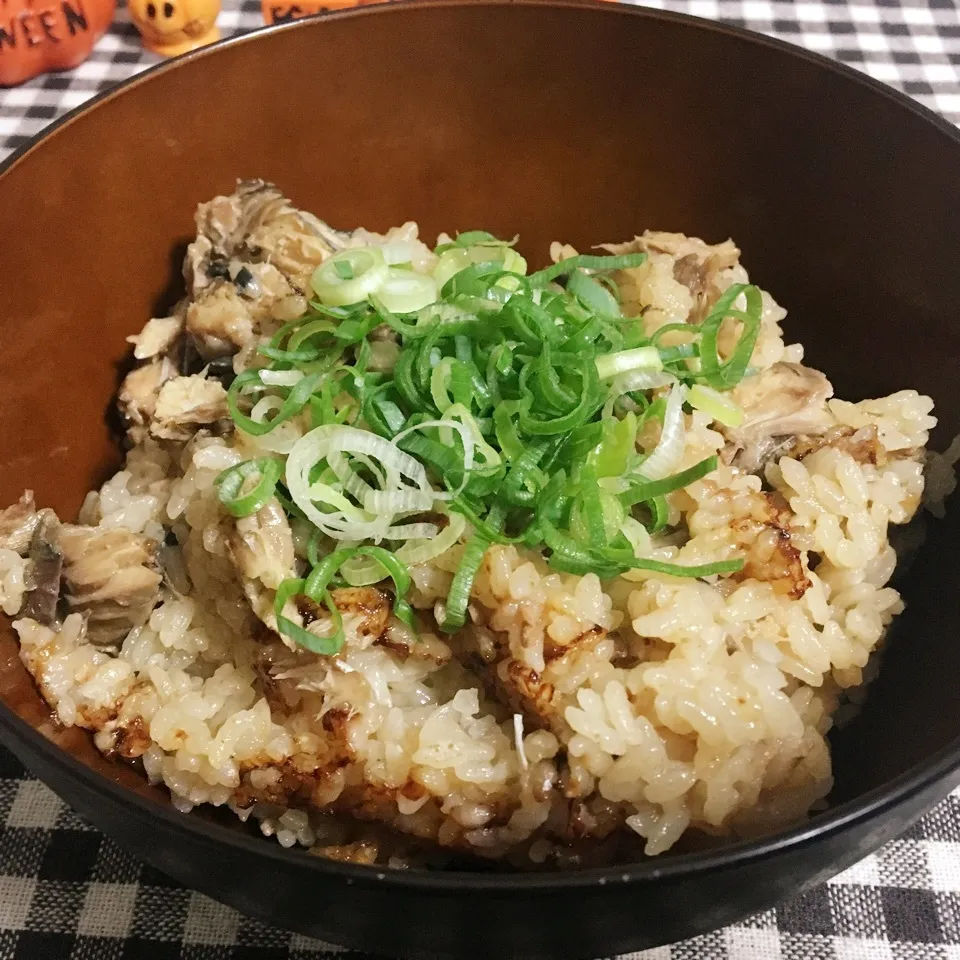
[440,534,490,631]
[215,458,283,517]
[274,578,343,655]
[527,252,648,287]
[221,234,760,655]
[620,456,720,508]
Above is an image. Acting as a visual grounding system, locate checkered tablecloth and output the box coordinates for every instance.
[2,748,960,960]
[2,0,960,156]
[2,0,960,957]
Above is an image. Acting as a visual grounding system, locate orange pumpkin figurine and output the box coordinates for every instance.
[128,0,219,57]
[0,0,116,86]
[261,0,384,25]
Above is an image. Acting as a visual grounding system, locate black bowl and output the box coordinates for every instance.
[1,2,959,957]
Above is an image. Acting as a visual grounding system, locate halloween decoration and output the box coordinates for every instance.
[129,0,219,56]
[262,0,385,25]
[0,0,116,86]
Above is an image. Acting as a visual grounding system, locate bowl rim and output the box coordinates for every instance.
[2,0,960,892]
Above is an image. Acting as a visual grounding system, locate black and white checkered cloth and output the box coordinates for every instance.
[2,1,960,956]
[1,0,959,157]
[1,739,959,958]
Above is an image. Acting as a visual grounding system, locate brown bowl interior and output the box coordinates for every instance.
[1,0,960,846]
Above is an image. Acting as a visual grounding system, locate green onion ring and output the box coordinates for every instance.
[305,546,416,630]
[440,534,490,631]
[228,370,323,437]
[274,578,343,655]
[527,252,647,287]
[215,458,282,517]
[620,456,720,508]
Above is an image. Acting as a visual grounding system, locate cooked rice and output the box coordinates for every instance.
[0,185,949,868]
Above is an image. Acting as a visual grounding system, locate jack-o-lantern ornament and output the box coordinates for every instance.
[128,0,219,57]
[0,0,115,86]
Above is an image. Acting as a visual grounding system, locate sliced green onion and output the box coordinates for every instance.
[430,357,454,413]
[518,359,599,436]
[621,455,719,507]
[260,369,306,388]
[568,269,620,318]
[688,383,745,427]
[378,268,438,314]
[445,404,501,472]
[620,515,652,557]
[539,518,623,578]
[647,495,669,533]
[541,516,741,580]
[448,358,489,411]
[636,382,686,480]
[312,247,389,306]
[493,403,524,460]
[334,260,355,281]
[596,346,663,380]
[439,534,490,631]
[274,578,343,655]
[215,458,282,517]
[306,528,324,567]
[342,511,468,585]
[503,296,563,346]
[399,430,470,486]
[609,369,676,398]
[527,251,647,287]
[697,283,762,391]
[622,556,744,578]
[393,347,428,409]
[220,223,756,638]
[500,248,528,277]
[227,370,323,437]
[286,424,435,542]
[275,484,308,522]
[433,245,528,293]
[570,467,616,546]
[363,390,407,439]
[534,344,578,410]
[452,230,512,248]
[305,546,416,631]
[501,443,548,506]
[589,412,638,479]
[572,467,606,544]
[442,260,514,300]
[285,319,338,352]
[432,248,473,292]
[448,496,519,544]
[599,492,626,542]
[258,343,322,363]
